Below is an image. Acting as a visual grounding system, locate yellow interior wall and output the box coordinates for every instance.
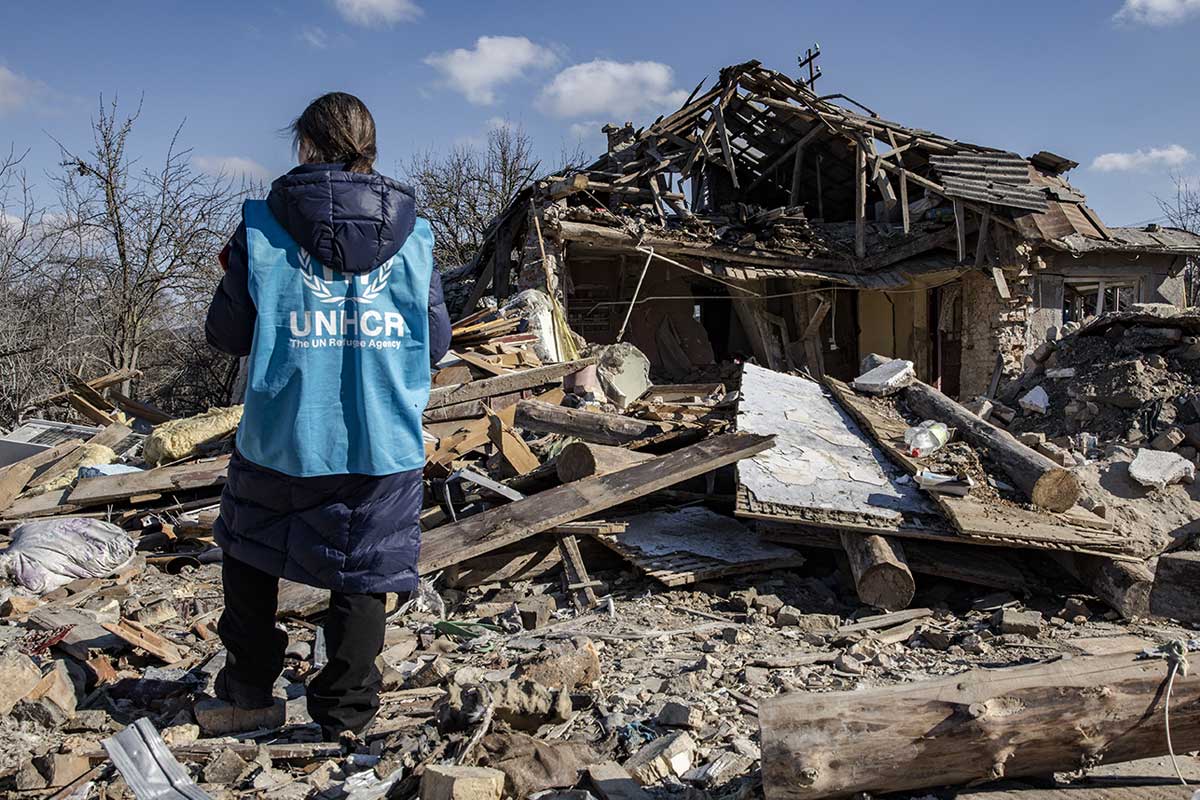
[857,290,918,365]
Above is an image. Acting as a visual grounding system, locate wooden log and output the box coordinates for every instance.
[556,441,654,483]
[1054,551,1152,619]
[901,380,1080,512]
[418,433,774,573]
[514,399,664,446]
[760,649,1200,800]
[1150,550,1200,622]
[838,532,915,611]
[426,358,596,410]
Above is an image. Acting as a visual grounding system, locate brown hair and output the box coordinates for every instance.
[291,92,377,173]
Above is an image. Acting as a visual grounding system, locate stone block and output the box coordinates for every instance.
[194,697,285,736]
[421,765,505,800]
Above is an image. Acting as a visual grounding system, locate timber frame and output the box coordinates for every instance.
[458,57,1200,399]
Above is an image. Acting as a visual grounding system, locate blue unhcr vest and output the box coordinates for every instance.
[238,200,434,477]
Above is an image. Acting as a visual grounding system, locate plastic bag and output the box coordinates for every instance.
[0,518,136,594]
[904,420,950,458]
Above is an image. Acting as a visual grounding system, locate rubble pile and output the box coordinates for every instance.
[1007,306,1200,450]
[1,318,1200,799]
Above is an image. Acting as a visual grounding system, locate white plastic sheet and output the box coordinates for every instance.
[0,518,136,594]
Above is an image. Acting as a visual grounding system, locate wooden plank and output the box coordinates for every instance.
[974,210,992,267]
[556,533,598,611]
[955,786,1193,800]
[101,619,183,663]
[418,433,774,573]
[953,198,967,263]
[106,389,172,424]
[855,143,867,258]
[67,456,230,508]
[457,350,512,377]
[992,266,1012,300]
[32,369,139,408]
[427,358,595,410]
[486,406,540,475]
[67,393,118,426]
[899,169,910,233]
[0,462,37,508]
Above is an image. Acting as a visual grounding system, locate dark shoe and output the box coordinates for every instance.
[318,711,377,743]
[214,668,275,710]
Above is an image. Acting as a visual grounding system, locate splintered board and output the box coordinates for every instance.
[823,379,1132,559]
[418,432,774,574]
[594,506,805,586]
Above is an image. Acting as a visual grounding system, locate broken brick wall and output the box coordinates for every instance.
[958,270,1029,399]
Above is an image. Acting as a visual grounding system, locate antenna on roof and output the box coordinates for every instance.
[798,44,822,88]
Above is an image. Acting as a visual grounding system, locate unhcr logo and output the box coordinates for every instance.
[290,248,405,343]
[298,248,391,306]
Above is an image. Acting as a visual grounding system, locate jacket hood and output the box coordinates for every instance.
[266,163,416,275]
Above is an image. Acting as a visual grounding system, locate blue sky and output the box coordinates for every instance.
[2,0,1198,226]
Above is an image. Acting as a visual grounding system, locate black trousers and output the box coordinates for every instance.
[217,553,388,736]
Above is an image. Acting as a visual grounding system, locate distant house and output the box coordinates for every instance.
[459,59,1200,399]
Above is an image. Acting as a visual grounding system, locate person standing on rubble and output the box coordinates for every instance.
[204,92,451,740]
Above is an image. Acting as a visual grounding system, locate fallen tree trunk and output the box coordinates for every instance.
[760,649,1198,800]
[901,380,1080,512]
[838,532,915,611]
[515,399,663,446]
[1053,551,1152,619]
[555,441,654,483]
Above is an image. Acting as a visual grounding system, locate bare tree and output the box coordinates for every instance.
[404,123,539,269]
[50,97,242,396]
[1158,173,1200,305]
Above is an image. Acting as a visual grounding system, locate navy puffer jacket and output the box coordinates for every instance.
[205,163,450,594]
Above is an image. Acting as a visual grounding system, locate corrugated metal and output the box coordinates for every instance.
[1058,226,1200,254]
[930,152,1032,184]
[939,174,1049,212]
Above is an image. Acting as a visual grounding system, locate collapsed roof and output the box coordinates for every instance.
[491,59,1199,290]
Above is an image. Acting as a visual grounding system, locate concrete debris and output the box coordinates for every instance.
[1018,385,1050,415]
[852,359,915,396]
[1129,448,1196,490]
[422,765,505,800]
[595,343,651,409]
[624,731,696,784]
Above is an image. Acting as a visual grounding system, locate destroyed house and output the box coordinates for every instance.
[461,59,1200,399]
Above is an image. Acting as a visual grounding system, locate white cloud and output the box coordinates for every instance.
[1090,144,1194,172]
[424,36,558,105]
[568,121,603,141]
[300,25,329,49]
[1114,0,1200,25]
[537,60,688,119]
[0,66,42,114]
[332,0,422,27]
[193,156,271,181]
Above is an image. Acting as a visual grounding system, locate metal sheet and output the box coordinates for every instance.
[102,717,213,800]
